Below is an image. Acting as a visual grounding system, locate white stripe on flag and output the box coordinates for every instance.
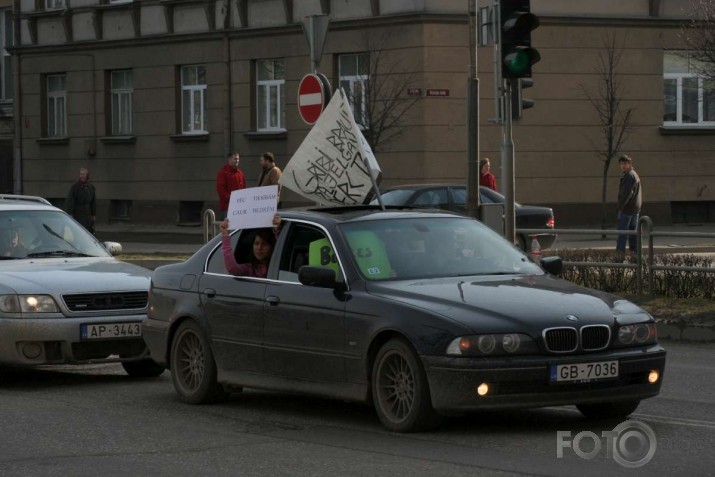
[299,93,322,106]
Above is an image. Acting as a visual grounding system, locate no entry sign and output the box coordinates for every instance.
[298,73,330,125]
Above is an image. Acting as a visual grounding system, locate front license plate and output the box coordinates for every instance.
[81,322,142,340]
[550,360,619,383]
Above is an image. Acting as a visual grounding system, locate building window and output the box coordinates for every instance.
[339,53,369,128]
[45,0,65,10]
[0,9,12,101]
[181,65,207,134]
[110,70,133,135]
[256,59,285,131]
[663,51,715,126]
[47,74,66,137]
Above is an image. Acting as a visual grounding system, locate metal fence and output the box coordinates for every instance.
[519,215,715,296]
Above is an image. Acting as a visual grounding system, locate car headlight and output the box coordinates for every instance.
[616,323,657,346]
[447,333,538,356]
[0,294,60,314]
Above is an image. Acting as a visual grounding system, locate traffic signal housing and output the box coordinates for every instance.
[511,78,534,120]
[500,0,540,79]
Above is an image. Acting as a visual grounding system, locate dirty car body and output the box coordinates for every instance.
[144,207,665,432]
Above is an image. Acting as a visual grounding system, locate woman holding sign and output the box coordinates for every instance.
[219,215,281,278]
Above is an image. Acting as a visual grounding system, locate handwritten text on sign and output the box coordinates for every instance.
[227,185,279,230]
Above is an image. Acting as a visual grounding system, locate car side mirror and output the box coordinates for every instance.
[103,241,123,256]
[298,266,339,289]
[540,256,563,276]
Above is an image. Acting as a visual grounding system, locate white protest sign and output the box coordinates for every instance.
[227,185,279,230]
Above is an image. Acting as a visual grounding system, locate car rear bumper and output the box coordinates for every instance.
[0,314,150,366]
[423,345,666,412]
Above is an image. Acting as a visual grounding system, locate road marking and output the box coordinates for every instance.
[633,413,715,430]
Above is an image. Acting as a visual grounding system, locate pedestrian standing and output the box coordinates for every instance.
[479,158,497,191]
[257,151,282,206]
[616,154,642,257]
[216,152,246,220]
[65,167,96,234]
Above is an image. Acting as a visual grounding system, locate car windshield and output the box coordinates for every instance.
[0,210,110,260]
[338,217,541,281]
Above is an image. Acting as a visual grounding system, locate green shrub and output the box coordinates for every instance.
[545,249,715,299]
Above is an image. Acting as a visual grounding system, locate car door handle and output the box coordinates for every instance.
[203,288,216,298]
[266,296,280,306]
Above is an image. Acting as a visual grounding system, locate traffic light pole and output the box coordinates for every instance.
[501,78,516,245]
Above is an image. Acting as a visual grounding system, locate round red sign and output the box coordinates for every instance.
[298,74,326,125]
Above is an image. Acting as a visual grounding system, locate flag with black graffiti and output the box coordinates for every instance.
[279,89,381,206]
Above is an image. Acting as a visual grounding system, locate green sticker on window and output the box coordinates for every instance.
[308,238,341,273]
[345,230,392,279]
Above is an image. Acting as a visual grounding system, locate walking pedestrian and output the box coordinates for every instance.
[65,167,96,234]
[216,152,246,220]
[616,154,642,257]
[479,158,497,191]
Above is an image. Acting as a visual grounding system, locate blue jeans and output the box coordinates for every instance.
[616,211,639,253]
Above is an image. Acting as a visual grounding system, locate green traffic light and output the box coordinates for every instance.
[503,48,541,77]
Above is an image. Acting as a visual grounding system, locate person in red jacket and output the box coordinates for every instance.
[479,157,497,191]
[216,152,246,219]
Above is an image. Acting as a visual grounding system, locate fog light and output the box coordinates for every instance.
[648,370,660,384]
[21,342,43,359]
[477,383,490,396]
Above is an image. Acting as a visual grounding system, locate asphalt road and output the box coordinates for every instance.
[0,341,713,477]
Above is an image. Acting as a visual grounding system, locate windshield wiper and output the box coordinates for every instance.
[26,250,92,258]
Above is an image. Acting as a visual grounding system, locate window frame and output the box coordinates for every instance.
[46,74,67,138]
[663,50,715,127]
[110,69,133,136]
[256,59,285,132]
[45,0,65,10]
[180,65,207,135]
[338,53,369,129]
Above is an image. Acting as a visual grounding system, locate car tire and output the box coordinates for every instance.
[576,400,640,419]
[121,358,165,377]
[170,320,226,404]
[372,338,442,432]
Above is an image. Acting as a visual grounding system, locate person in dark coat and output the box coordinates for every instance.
[216,152,246,220]
[65,167,97,234]
[616,154,642,256]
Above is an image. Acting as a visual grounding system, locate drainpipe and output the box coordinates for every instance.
[12,0,21,193]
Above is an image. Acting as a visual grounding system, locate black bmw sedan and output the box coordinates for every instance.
[143,207,665,432]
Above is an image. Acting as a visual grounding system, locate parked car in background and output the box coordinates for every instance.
[144,207,665,432]
[372,184,556,250]
[0,194,163,377]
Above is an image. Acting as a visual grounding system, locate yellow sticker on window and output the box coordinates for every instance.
[308,238,341,273]
[344,230,393,279]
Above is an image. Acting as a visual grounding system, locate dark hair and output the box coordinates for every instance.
[261,152,275,163]
[479,158,490,170]
[619,154,632,164]
[249,228,276,265]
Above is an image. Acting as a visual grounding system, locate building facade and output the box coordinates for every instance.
[6,0,713,226]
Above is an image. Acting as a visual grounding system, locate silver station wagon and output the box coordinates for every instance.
[0,194,163,377]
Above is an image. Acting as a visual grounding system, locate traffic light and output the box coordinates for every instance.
[511,78,534,120]
[500,0,540,79]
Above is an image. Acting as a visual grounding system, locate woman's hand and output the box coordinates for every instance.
[272,214,282,232]
[219,218,230,237]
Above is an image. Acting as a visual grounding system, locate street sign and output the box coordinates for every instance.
[298,73,329,125]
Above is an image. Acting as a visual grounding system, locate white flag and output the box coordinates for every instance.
[279,89,381,206]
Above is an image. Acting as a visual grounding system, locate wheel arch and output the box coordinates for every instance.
[365,330,417,401]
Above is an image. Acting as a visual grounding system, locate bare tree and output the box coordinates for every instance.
[683,0,715,79]
[346,31,420,153]
[580,33,636,231]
